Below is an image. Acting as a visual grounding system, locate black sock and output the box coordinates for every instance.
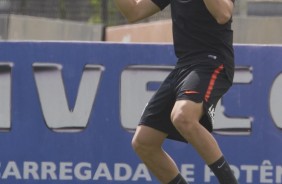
[168,173,188,184]
[208,156,238,184]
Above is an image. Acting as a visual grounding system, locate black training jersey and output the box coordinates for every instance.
[151,0,235,81]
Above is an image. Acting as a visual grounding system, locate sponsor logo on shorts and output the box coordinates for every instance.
[208,105,215,123]
[208,54,218,60]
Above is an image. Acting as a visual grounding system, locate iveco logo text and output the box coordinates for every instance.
[0,63,282,135]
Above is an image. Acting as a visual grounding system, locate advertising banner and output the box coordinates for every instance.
[0,42,281,184]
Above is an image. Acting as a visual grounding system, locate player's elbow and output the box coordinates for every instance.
[214,10,232,24]
[125,13,145,23]
[121,14,137,23]
[215,12,232,24]
[126,17,140,23]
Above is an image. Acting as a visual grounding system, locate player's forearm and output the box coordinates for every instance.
[114,0,138,22]
[114,0,160,23]
[203,0,234,24]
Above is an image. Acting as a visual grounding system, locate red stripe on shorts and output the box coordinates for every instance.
[204,64,224,102]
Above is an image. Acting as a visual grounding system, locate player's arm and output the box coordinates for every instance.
[203,0,234,24]
[114,0,161,23]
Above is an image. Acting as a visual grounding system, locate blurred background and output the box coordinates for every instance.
[0,0,282,43]
[0,2,281,183]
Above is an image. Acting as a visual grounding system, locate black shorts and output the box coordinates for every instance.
[139,60,233,143]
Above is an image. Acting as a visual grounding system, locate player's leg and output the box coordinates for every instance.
[171,100,222,164]
[170,62,237,183]
[132,125,187,184]
[132,68,188,184]
[171,100,237,184]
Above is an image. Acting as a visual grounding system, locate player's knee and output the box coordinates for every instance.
[131,136,140,152]
[171,101,203,135]
[131,136,152,157]
[171,112,197,134]
[131,137,147,154]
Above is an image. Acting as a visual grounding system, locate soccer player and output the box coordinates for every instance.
[114,0,238,183]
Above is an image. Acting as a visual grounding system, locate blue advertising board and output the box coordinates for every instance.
[0,41,281,184]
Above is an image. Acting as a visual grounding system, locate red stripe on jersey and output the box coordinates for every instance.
[204,64,224,102]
